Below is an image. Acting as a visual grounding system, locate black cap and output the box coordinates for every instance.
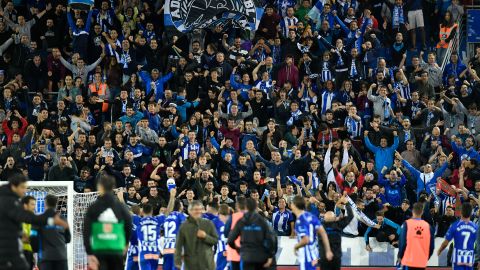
[402,199,410,205]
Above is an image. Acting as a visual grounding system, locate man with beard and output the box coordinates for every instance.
[47,155,77,181]
[24,144,49,181]
[318,195,353,270]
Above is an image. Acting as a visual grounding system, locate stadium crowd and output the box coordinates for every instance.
[0,0,475,259]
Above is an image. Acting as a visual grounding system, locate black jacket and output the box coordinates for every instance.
[31,208,71,261]
[0,185,53,257]
[83,192,132,255]
[319,204,354,261]
[227,211,276,264]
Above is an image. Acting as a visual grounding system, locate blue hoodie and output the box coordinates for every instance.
[364,135,399,172]
[139,70,173,102]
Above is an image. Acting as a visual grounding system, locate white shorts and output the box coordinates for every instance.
[407,10,425,29]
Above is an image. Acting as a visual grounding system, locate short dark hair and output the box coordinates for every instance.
[246,198,257,212]
[8,173,27,187]
[462,202,472,218]
[236,196,247,210]
[173,199,182,211]
[45,194,58,209]
[142,203,153,214]
[21,195,35,205]
[412,202,424,216]
[218,204,230,216]
[207,201,219,211]
[375,211,384,217]
[292,196,306,210]
[98,175,116,192]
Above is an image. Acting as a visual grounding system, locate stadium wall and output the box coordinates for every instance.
[275,237,448,266]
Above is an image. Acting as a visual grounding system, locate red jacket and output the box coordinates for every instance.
[277,64,299,88]
[2,117,27,145]
[335,169,365,195]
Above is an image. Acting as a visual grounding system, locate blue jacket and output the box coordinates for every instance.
[119,111,143,127]
[176,98,199,123]
[402,159,448,196]
[143,111,161,132]
[230,73,252,101]
[364,135,399,172]
[240,133,258,151]
[450,140,480,161]
[378,174,406,207]
[443,61,466,85]
[67,10,92,57]
[139,70,173,102]
[126,143,150,161]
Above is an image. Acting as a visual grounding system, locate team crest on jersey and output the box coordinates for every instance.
[103,223,113,233]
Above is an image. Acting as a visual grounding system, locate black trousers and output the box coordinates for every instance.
[319,257,341,270]
[241,262,266,270]
[23,251,33,270]
[0,256,29,270]
[230,261,241,270]
[96,255,123,270]
[39,260,68,270]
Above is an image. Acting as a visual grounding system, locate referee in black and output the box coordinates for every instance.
[318,195,354,270]
[0,174,68,270]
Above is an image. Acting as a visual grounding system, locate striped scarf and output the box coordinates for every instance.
[347,196,377,227]
[345,116,361,138]
[321,91,335,114]
[321,61,333,82]
[392,5,404,27]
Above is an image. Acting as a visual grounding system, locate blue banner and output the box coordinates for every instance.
[467,9,480,43]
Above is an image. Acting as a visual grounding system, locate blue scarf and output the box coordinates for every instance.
[392,5,404,27]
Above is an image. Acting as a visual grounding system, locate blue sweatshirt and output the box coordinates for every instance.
[139,70,173,102]
[378,174,406,207]
[364,135,399,172]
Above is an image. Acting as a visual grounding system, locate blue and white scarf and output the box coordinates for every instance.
[347,196,377,227]
[345,116,361,138]
[392,5,405,27]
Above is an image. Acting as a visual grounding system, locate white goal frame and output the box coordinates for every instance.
[27,181,75,270]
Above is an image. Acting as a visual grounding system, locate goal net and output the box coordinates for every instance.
[27,181,99,270]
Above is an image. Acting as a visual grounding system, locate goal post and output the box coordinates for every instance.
[25,181,105,270]
[26,181,75,270]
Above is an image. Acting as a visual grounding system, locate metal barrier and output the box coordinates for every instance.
[440,17,464,73]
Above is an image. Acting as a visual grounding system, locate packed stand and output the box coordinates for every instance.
[0,0,474,251]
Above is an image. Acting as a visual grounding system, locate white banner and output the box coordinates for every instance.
[275,237,448,266]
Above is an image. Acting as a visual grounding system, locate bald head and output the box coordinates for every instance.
[324,211,336,222]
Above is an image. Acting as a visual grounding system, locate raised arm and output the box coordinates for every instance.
[59,56,74,71]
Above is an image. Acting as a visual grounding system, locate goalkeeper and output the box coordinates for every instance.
[0,174,69,270]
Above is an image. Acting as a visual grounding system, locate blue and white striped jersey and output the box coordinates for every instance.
[272,208,294,235]
[127,215,141,260]
[445,220,478,266]
[295,211,321,264]
[212,217,227,254]
[162,211,187,252]
[137,215,164,262]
